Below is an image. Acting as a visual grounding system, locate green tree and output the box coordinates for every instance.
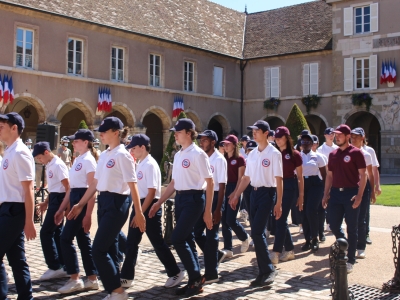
[285,103,309,141]
[78,120,89,129]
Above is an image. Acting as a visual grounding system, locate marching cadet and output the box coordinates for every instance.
[120,134,184,288]
[239,135,250,159]
[229,120,283,287]
[34,141,69,281]
[194,130,228,284]
[55,129,99,294]
[0,112,36,299]
[149,118,214,297]
[58,137,73,169]
[68,117,145,300]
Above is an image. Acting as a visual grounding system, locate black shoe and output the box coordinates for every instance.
[319,233,326,242]
[301,241,311,251]
[184,276,205,297]
[250,275,263,286]
[250,269,277,287]
[175,284,188,295]
[218,250,227,265]
[204,274,219,284]
[366,235,372,245]
[311,238,319,252]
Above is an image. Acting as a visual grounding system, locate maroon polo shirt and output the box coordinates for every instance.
[281,149,302,179]
[328,144,366,188]
[226,155,246,183]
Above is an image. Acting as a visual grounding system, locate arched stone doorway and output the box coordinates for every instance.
[305,114,328,144]
[104,111,128,127]
[104,103,135,128]
[264,116,285,131]
[185,110,203,132]
[207,113,231,141]
[345,111,381,163]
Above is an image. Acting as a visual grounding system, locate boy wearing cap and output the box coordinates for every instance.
[120,134,184,288]
[34,141,69,281]
[194,130,227,284]
[58,137,72,169]
[0,112,36,299]
[229,120,283,286]
[322,124,367,273]
[149,118,214,297]
[317,128,339,158]
[239,135,250,159]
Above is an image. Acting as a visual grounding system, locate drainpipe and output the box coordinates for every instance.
[240,60,248,137]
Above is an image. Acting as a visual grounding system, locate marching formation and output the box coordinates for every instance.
[0,112,380,299]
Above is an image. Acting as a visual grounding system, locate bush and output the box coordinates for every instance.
[285,103,309,141]
[78,120,89,129]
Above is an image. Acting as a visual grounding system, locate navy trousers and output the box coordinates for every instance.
[60,188,97,276]
[250,187,276,276]
[0,203,33,300]
[328,188,360,265]
[121,198,180,280]
[40,192,65,270]
[172,192,205,282]
[302,176,323,241]
[357,181,371,251]
[93,192,131,293]
[221,183,248,250]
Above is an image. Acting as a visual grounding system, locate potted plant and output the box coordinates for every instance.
[351,93,373,111]
[263,97,281,111]
[301,95,321,114]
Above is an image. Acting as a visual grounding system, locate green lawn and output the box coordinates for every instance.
[376,185,400,207]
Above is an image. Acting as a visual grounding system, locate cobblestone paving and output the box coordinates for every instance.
[4,225,332,299]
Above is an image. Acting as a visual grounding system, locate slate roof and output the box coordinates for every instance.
[243,1,332,59]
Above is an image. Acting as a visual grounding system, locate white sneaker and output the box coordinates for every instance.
[280,250,295,262]
[346,263,353,274]
[103,291,128,300]
[356,250,366,259]
[120,278,133,288]
[57,279,84,294]
[40,268,68,281]
[265,229,270,238]
[299,226,303,233]
[325,224,331,232]
[269,252,279,265]
[241,234,250,253]
[84,278,100,290]
[164,270,185,288]
[218,250,227,265]
[240,209,248,223]
[249,239,254,247]
[222,249,233,258]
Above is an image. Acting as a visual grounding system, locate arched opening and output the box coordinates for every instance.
[346,111,381,163]
[143,113,163,164]
[104,110,128,127]
[185,111,203,132]
[305,114,327,144]
[104,103,135,128]
[265,116,285,131]
[208,117,223,142]
[207,113,231,141]
[57,103,92,138]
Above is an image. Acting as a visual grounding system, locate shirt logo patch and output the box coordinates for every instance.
[75,163,83,171]
[262,159,270,167]
[344,155,351,163]
[106,159,116,168]
[2,159,9,170]
[48,170,54,178]
[137,171,143,180]
[310,157,317,161]
[182,159,190,168]
[231,160,237,165]
[211,165,215,173]
[285,154,290,160]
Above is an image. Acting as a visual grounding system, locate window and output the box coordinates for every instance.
[149,54,161,87]
[213,66,224,96]
[265,67,280,98]
[111,47,124,81]
[344,55,377,91]
[343,4,378,36]
[68,38,83,75]
[16,28,33,68]
[303,63,319,96]
[355,58,370,89]
[184,61,194,92]
[355,6,370,34]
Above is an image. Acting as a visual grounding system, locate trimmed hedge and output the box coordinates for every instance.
[285,103,309,141]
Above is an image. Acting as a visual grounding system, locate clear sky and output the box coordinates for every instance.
[210,0,315,13]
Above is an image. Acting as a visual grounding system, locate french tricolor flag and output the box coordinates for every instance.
[172,96,184,119]
[3,75,9,104]
[9,76,14,103]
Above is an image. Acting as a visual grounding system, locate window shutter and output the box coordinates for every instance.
[310,63,319,95]
[343,7,353,36]
[369,55,378,90]
[303,64,310,96]
[370,3,379,33]
[271,67,280,98]
[344,58,354,91]
[213,66,223,96]
[265,68,271,98]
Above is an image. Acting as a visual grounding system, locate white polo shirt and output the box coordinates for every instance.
[317,143,339,162]
[172,143,213,191]
[136,154,161,199]
[239,147,248,159]
[95,144,137,195]
[361,148,372,167]
[315,152,327,180]
[69,151,97,188]
[244,143,283,188]
[209,150,227,192]
[47,156,69,193]
[0,139,34,204]
[363,145,379,167]
[301,151,326,177]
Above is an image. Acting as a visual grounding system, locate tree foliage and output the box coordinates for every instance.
[285,103,309,141]
[78,120,89,129]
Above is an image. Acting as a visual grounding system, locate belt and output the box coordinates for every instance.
[304,175,319,179]
[253,186,274,191]
[332,187,358,192]
[71,187,88,191]
[176,190,204,195]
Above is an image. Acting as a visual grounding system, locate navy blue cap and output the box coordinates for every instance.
[312,135,319,144]
[301,129,313,141]
[94,117,124,132]
[351,127,365,137]
[268,130,275,137]
[67,129,94,141]
[240,135,250,142]
[324,127,334,135]
[197,130,218,142]
[170,118,195,131]
[247,120,270,132]
[126,134,150,149]
[246,140,258,149]
[32,141,51,157]
[0,112,25,131]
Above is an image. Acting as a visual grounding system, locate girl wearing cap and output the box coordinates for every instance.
[270,127,304,265]
[222,135,250,257]
[54,129,99,294]
[67,117,145,300]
